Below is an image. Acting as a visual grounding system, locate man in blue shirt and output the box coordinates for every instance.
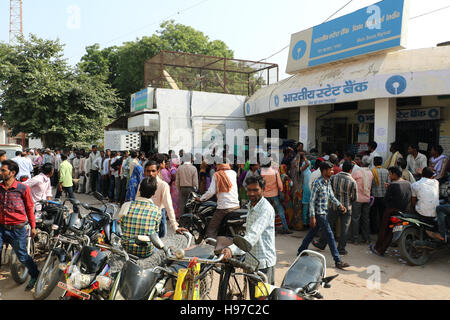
[297,161,350,270]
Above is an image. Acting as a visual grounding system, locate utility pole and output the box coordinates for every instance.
[9,0,23,44]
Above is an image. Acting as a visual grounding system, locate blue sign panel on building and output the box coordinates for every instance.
[286,0,409,74]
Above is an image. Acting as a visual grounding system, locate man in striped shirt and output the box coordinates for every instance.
[297,161,350,269]
[314,161,358,255]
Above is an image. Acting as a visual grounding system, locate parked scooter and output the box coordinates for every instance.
[390,200,450,266]
[179,191,247,244]
[229,236,338,300]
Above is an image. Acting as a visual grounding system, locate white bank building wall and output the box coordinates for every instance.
[128,88,248,155]
[245,46,450,160]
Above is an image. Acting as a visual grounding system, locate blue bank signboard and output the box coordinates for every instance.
[286,0,409,74]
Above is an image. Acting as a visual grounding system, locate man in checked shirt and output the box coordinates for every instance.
[221,175,276,299]
[297,161,350,270]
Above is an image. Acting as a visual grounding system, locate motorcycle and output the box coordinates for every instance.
[390,200,450,266]
[57,245,114,300]
[66,192,121,246]
[225,236,338,300]
[179,191,248,244]
[6,199,70,286]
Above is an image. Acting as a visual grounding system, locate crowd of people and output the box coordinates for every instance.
[0,140,449,293]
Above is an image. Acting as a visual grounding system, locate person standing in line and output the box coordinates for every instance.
[24,163,53,212]
[55,154,79,213]
[33,150,43,176]
[72,152,81,180]
[406,144,427,181]
[314,161,358,255]
[52,149,62,187]
[370,166,412,256]
[397,157,416,184]
[429,145,449,183]
[101,150,111,198]
[128,151,140,180]
[329,154,342,175]
[260,156,292,234]
[296,161,350,270]
[176,153,198,216]
[169,158,180,219]
[351,155,374,244]
[370,156,390,234]
[12,151,34,180]
[383,142,403,169]
[368,141,381,169]
[119,151,130,205]
[140,161,188,237]
[77,153,87,194]
[0,160,40,290]
[84,152,93,194]
[88,145,101,194]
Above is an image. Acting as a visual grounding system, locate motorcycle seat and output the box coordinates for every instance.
[281,255,324,292]
[199,201,217,209]
[398,212,437,224]
[223,210,247,223]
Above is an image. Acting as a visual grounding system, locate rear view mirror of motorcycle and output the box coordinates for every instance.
[322,274,339,288]
[150,233,165,250]
[233,235,252,253]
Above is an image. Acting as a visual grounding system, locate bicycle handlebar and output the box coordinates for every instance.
[167,253,225,265]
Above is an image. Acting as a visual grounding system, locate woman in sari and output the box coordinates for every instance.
[169,158,180,219]
[157,154,171,184]
[125,164,144,202]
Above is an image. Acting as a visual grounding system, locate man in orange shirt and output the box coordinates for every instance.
[260,155,292,234]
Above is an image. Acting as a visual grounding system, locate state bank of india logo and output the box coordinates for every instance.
[274,95,280,107]
[385,75,407,95]
[292,40,307,61]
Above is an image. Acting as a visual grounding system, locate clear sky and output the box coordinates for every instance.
[1,0,450,83]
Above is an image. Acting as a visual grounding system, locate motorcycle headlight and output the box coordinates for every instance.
[110,233,121,248]
[69,266,95,290]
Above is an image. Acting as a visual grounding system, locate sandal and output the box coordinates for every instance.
[369,244,384,257]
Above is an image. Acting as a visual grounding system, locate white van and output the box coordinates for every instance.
[0,144,23,160]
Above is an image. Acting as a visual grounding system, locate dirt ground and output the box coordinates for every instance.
[1,193,449,300]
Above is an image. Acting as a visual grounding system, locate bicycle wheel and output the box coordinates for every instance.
[198,270,214,300]
[217,265,248,300]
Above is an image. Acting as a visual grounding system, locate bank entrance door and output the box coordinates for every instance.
[396,120,440,157]
[140,132,158,153]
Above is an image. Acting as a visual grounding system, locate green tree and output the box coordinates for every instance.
[0,35,120,148]
[79,20,236,115]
